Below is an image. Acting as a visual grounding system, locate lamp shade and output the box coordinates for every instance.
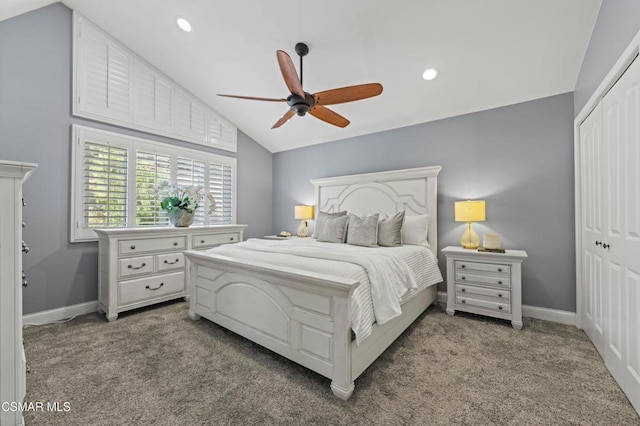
[454,200,486,222]
[294,205,314,220]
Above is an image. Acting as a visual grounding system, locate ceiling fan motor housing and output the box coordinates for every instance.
[288,92,315,116]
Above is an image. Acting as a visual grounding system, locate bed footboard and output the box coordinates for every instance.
[184,250,360,399]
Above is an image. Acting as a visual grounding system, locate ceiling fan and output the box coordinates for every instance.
[218,42,383,129]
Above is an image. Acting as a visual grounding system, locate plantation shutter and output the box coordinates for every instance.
[209,162,234,224]
[135,151,171,226]
[176,157,206,225]
[83,141,128,228]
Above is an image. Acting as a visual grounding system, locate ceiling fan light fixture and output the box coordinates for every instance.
[176,17,192,32]
[422,68,438,81]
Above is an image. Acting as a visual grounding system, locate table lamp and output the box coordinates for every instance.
[454,200,486,249]
[294,205,314,237]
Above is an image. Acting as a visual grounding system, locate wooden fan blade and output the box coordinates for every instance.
[313,83,383,106]
[218,94,287,102]
[272,109,296,129]
[309,105,350,128]
[276,50,305,98]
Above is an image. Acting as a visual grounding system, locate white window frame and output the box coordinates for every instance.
[71,124,237,242]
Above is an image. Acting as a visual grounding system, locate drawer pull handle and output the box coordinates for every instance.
[128,263,146,270]
[461,288,466,292]
[164,259,180,265]
[461,299,466,304]
[173,242,178,246]
[497,268,503,272]
[130,245,136,250]
[498,281,503,285]
[461,276,466,280]
[461,264,466,269]
[230,237,234,241]
[146,283,164,291]
[498,306,503,310]
[201,240,205,244]
[498,293,503,298]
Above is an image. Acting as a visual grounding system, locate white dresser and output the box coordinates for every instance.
[95,225,245,321]
[0,160,37,426]
[442,246,528,329]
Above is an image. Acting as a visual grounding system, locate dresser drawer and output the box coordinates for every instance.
[118,255,154,278]
[118,236,186,255]
[455,260,510,275]
[456,295,511,314]
[192,232,239,249]
[456,284,510,301]
[118,272,184,305]
[455,272,511,288]
[157,252,184,272]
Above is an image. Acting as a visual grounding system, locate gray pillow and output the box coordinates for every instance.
[378,211,405,247]
[313,210,347,238]
[346,213,379,247]
[317,215,349,243]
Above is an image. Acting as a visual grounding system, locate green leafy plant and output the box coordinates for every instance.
[154,182,216,215]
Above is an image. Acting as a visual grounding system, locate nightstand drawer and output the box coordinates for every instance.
[455,272,511,288]
[192,232,239,248]
[118,255,154,278]
[118,272,184,305]
[456,260,510,275]
[456,284,510,301]
[456,295,511,314]
[157,252,184,272]
[119,236,186,255]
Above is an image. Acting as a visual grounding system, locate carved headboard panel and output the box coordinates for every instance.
[310,166,441,256]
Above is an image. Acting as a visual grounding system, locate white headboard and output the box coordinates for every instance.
[310,166,442,256]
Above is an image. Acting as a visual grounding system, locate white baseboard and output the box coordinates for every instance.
[23,300,98,326]
[437,291,576,326]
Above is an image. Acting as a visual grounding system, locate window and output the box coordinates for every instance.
[71,125,237,242]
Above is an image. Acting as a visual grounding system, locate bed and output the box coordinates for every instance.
[184,166,442,400]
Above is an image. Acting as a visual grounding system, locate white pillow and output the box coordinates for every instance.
[401,214,430,245]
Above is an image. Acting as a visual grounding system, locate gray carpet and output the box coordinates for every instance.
[23,301,639,425]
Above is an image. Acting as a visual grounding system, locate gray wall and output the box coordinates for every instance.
[274,93,576,312]
[574,0,640,115]
[0,4,272,314]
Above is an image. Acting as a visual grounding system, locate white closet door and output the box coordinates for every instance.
[579,103,605,356]
[133,59,173,132]
[602,57,640,410]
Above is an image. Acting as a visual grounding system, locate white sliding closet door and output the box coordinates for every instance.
[579,103,605,357]
[601,57,640,409]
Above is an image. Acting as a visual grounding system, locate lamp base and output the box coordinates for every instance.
[297,220,309,238]
[460,222,480,249]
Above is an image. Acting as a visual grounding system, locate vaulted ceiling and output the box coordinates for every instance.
[3,0,602,152]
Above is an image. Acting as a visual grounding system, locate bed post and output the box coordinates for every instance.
[187,259,201,321]
[330,294,354,400]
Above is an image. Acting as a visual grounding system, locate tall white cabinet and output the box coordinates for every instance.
[0,161,37,426]
[577,56,640,413]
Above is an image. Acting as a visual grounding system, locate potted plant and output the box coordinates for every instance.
[154,182,216,227]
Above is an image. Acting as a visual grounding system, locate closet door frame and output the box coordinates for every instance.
[574,30,640,329]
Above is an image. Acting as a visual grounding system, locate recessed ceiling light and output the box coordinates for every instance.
[177,17,192,32]
[422,68,438,81]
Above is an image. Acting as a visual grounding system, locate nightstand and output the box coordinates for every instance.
[442,246,528,329]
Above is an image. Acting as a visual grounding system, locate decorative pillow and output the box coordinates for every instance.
[346,213,379,247]
[378,211,405,247]
[401,214,430,245]
[317,215,349,243]
[312,211,347,238]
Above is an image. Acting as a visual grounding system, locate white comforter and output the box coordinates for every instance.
[208,238,442,344]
